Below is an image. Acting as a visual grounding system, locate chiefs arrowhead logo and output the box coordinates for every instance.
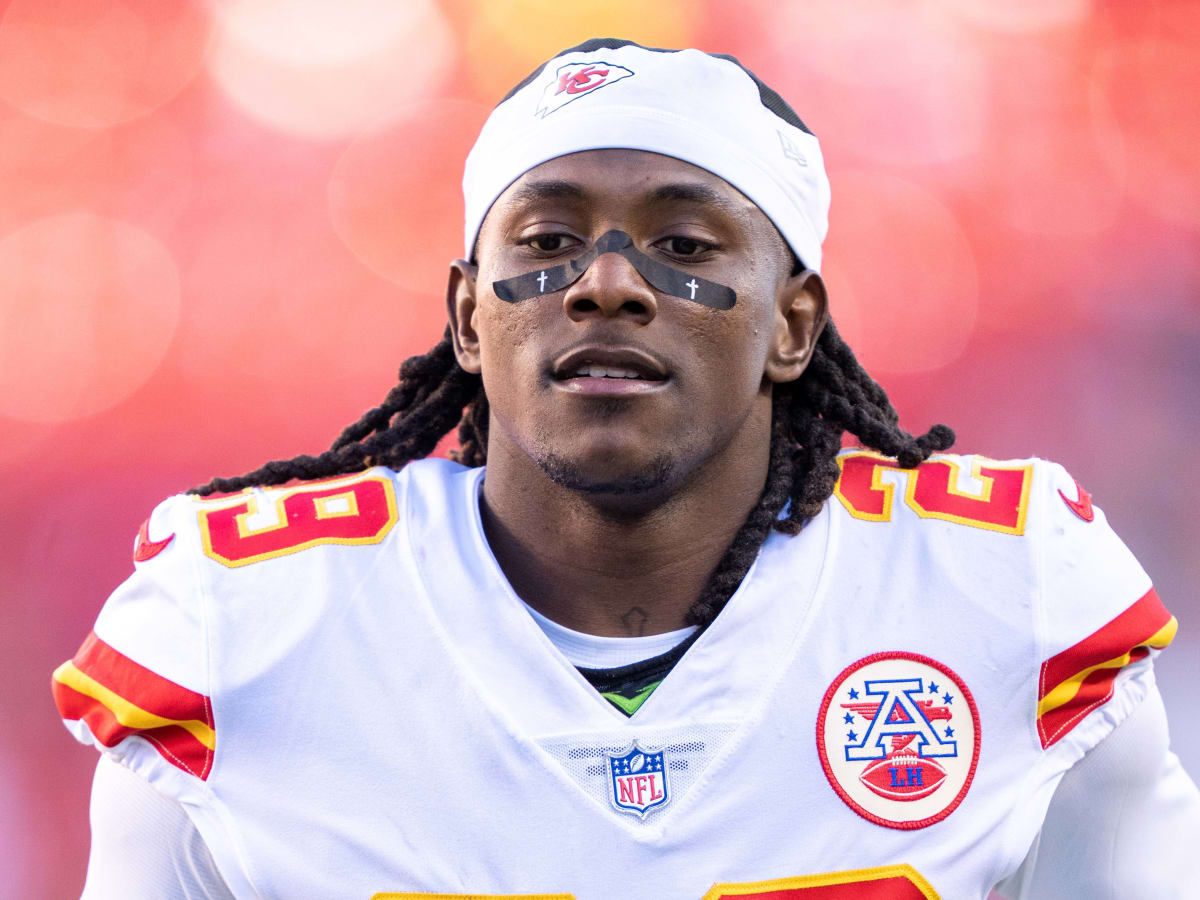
[1058,479,1095,522]
[133,518,175,563]
[536,61,634,118]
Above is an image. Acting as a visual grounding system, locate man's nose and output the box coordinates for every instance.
[562,251,658,324]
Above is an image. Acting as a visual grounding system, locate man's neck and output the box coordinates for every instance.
[478,416,771,638]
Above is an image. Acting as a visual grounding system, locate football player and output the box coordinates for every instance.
[55,39,1200,899]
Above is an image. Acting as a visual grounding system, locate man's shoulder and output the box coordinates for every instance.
[822,448,1170,758]
[72,459,484,689]
[825,446,1152,617]
[173,459,478,572]
[829,447,1070,539]
[54,460,486,791]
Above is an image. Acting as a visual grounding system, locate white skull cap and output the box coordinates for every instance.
[462,38,832,273]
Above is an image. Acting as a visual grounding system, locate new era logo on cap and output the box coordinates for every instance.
[536,61,634,118]
[777,129,808,167]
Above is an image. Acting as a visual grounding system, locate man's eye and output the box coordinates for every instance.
[660,236,710,257]
[526,234,571,253]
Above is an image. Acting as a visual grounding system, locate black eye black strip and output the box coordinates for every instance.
[492,229,736,310]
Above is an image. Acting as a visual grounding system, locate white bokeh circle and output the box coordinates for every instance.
[0,214,181,423]
[206,0,454,140]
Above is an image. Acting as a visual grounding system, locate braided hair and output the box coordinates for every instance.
[190,317,954,627]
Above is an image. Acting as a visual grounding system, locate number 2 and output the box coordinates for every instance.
[834,451,1032,536]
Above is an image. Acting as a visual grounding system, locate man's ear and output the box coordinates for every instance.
[765,269,828,384]
[447,259,481,374]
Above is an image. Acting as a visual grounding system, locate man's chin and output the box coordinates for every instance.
[535,450,676,497]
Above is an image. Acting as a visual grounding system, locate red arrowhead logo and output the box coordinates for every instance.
[133,518,175,562]
[1058,480,1095,523]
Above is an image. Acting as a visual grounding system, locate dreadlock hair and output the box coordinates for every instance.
[189,318,954,628]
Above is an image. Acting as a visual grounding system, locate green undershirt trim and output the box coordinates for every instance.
[601,680,662,716]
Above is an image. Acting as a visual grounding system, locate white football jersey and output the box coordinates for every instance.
[55,453,1178,900]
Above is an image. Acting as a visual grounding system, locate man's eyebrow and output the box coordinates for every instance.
[643,182,752,221]
[506,180,588,208]
[506,179,746,216]
[645,182,727,206]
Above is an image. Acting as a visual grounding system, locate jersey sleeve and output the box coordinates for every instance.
[82,756,234,900]
[1034,462,1177,758]
[996,682,1200,899]
[52,494,215,800]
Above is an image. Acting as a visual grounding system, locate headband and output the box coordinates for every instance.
[462,38,832,273]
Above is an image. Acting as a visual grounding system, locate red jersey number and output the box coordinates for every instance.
[373,864,939,899]
[198,475,398,568]
[834,452,1032,536]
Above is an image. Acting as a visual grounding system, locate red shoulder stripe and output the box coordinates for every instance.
[1037,588,1176,748]
[70,632,206,722]
[53,679,214,779]
[52,632,214,780]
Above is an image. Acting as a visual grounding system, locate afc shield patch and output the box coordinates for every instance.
[606,743,670,818]
[816,651,981,830]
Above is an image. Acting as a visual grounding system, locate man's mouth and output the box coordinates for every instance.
[571,365,646,380]
[564,364,664,381]
[551,345,669,392]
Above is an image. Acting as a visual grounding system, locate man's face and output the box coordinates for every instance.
[450,149,824,500]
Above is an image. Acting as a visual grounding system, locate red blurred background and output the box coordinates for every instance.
[2,1,1197,895]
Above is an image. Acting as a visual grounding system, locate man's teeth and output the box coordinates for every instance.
[576,366,643,379]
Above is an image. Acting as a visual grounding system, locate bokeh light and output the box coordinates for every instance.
[206,0,454,140]
[1095,34,1200,227]
[969,46,1127,237]
[823,172,979,374]
[0,112,194,238]
[0,214,181,422]
[0,0,210,129]
[461,0,697,101]
[750,0,988,169]
[328,100,491,294]
[936,0,1092,33]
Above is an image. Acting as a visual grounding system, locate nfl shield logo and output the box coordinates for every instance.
[606,743,670,817]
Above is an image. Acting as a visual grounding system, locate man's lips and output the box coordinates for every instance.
[550,345,670,395]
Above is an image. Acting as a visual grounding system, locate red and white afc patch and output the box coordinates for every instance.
[536,61,634,118]
[816,652,980,830]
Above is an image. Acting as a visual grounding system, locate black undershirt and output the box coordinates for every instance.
[576,632,701,716]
